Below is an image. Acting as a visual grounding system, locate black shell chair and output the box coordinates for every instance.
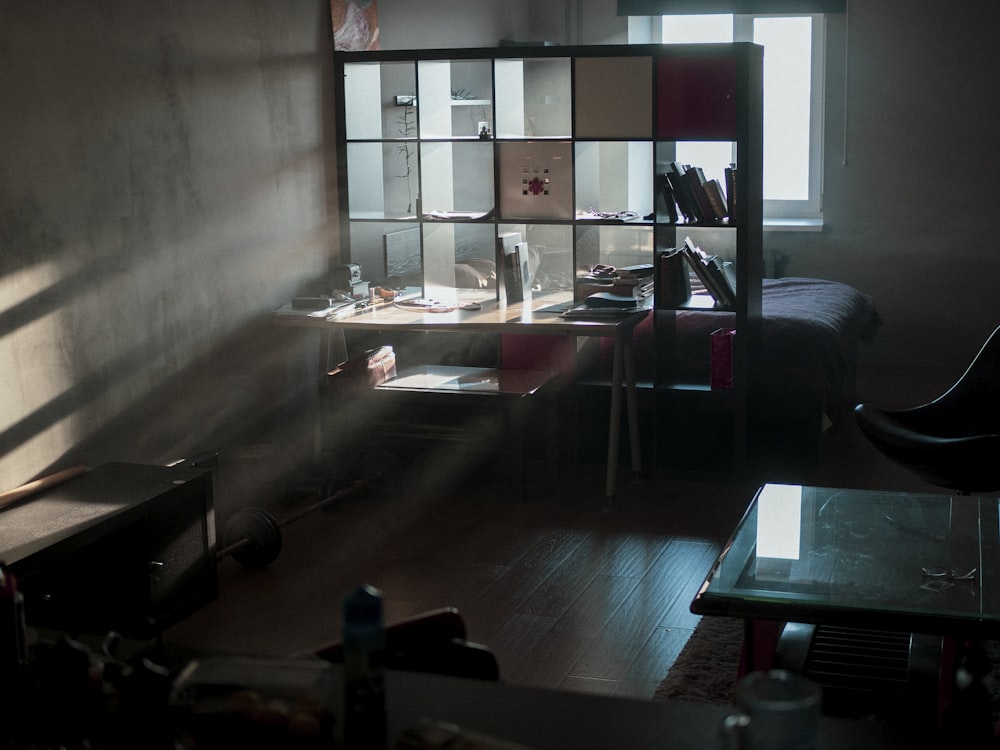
[854,324,1000,494]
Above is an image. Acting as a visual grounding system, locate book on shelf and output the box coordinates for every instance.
[665,162,698,223]
[615,263,655,280]
[682,165,717,224]
[655,172,679,223]
[681,236,736,308]
[703,179,729,221]
[497,232,532,305]
[661,162,730,224]
[725,164,737,218]
[654,247,691,309]
[719,259,737,298]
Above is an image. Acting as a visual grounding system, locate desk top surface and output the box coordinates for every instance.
[275,290,650,337]
[692,483,1000,636]
[381,667,900,750]
[162,655,902,750]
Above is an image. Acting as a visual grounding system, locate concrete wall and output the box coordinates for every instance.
[0,2,340,493]
[377,0,531,49]
[775,1,1000,381]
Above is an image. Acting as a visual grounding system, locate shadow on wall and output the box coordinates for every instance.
[17,315,324,515]
[10,314,510,519]
[0,0,341,495]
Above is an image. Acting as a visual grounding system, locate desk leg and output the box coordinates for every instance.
[623,338,641,477]
[740,619,782,678]
[606,336,624,499]
[507,395,528,503]
[606,334,642,498]
[317,329,349,463]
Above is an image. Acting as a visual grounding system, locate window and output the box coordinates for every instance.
[653,13,826,226]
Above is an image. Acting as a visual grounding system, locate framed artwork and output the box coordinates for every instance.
[332,0,380,51]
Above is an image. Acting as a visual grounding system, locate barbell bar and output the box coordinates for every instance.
[217,475,382,569]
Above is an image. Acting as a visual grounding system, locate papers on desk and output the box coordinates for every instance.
[274,300,358,318]
[394,299,459,313]
[423,209,493,221]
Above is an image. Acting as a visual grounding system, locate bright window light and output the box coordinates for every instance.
[755,17,812,201]
[655,13,824,219]
[661,14,733,44]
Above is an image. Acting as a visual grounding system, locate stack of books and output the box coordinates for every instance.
[575,263,654,302]
[561,293,653,318]
[679,236,737,308]
[657,161,735,225]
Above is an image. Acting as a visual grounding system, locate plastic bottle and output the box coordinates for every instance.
[342,584,386,749]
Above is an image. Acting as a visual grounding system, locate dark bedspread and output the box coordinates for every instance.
[600,277,882,421]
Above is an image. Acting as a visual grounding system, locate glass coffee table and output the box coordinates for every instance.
[692,484,1000,685]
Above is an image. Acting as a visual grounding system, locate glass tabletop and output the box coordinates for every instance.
[692,484,1000,636]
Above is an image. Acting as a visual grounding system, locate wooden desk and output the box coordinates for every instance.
[376,668,902,750]
[160,653,903,749]
[276,292,649,498]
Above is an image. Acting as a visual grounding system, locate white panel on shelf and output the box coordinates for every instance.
[422,222,457,299]
[574,57,652,139]
[344,63,383,141]
[420,141,455,212]
[498,141,573,220]
[494,59,525,138]
[346,142,385,217]
[627,141,654,218]
[418,60,452,138]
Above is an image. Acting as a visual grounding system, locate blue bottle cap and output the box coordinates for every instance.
[343,583,383,625]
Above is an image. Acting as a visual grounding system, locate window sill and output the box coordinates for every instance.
[764,218,824,232]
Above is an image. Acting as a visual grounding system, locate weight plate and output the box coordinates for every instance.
[224,507,283,569]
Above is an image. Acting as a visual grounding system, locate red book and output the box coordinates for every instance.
[711,328,736,389]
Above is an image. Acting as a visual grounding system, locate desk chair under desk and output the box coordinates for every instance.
[275,291,648,499]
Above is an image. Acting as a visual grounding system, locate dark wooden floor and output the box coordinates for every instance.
[163,366,958,700]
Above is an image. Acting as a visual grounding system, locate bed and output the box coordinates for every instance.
[593,276,882,435]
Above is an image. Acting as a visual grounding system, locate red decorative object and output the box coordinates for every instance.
[711,328,736,389]
[657,55,737,140]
